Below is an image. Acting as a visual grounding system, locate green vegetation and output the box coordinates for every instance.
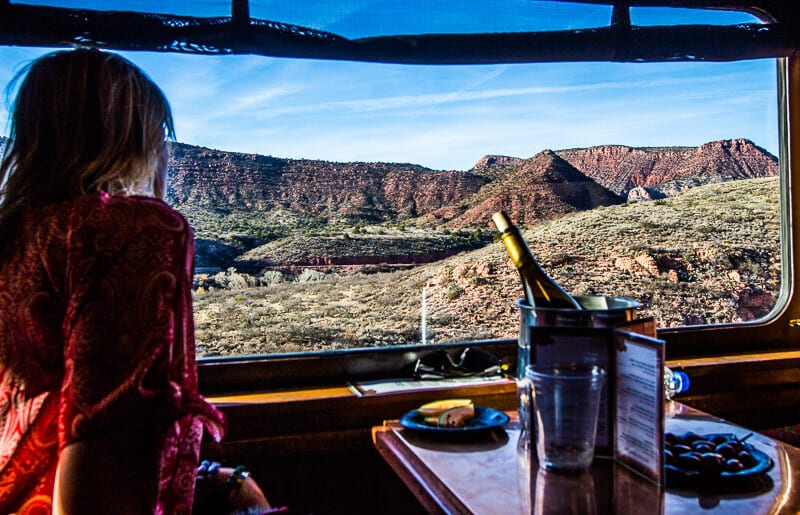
[191,177,781,358]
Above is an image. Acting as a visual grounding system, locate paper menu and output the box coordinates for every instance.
[614,330,665,484]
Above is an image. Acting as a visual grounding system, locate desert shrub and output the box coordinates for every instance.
[446,283,464,300]
[259,270,286,285]
[209,267,258,290]
[296,269,328,282]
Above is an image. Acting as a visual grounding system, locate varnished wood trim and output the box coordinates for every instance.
[373,426,466,515]
[207,385,354,406]
[667,350,800,368]
[210,380,518,440]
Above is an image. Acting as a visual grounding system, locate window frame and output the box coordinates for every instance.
[197,4,800,395]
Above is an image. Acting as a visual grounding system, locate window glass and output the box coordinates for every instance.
[0,8,780,360]
[173,58,778,358]
[10,0,230,17]
[629,7,766,26]
[249,0,612,38]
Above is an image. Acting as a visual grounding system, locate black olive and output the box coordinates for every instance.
[698,452,725,474]
[698,495,721,509]
[710,434,730,445]
[678,431,703,445]
[715,442,738,459]
[664,432,762,474]
[692,441,715,453]
[673,452,702,470]
[737,450,757,468]
[725,459,745,472]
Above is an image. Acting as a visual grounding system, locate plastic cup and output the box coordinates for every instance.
[526,363,607,473]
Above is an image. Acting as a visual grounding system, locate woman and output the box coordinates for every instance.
[0,49,277,514]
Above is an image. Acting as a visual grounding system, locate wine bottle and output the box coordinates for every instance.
[492,210,582,310]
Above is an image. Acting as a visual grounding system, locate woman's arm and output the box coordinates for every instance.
[53,419,160,515]
[56,199,197,513]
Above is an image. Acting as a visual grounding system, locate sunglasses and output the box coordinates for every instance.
[413,347,508,379]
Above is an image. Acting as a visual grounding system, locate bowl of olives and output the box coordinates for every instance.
[665,431,773,485]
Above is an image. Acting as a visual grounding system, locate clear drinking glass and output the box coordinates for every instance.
[526,363,607,473]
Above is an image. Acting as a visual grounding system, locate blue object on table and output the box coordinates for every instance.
[399,406,510,433]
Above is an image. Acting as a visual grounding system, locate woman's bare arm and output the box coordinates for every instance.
[53,420,160,515]
[53,422,272,515]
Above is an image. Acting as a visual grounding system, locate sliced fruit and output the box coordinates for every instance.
[437,405,476,428]
[418,398,473,417]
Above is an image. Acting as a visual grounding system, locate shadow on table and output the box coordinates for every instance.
[667,473,775,510]
[399,427,510,453]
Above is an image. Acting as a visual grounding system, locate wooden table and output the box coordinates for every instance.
[373,402,800,514]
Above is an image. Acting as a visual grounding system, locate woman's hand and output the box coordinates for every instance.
[194,462,273,515]
[215,466,271,514]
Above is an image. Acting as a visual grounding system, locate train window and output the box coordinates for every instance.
[0,5,784,363]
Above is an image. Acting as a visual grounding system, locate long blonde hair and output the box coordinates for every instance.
[0,48,175,256]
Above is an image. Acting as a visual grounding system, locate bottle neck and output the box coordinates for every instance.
[499,228,534,270]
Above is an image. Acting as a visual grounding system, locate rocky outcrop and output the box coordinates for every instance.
[471,155,527,180]
[167,143,488,222]
[235,232,486,269]
[627,186,666,202]
[3,133,777,244]
[473,155,526,169]
[442,149,623,227]
[555,139,777,197]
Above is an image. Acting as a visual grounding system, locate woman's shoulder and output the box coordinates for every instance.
[72,192,191,235]
[60,194,195,272]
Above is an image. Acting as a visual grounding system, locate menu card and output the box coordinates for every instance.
[529,318,665,484]
[613,329,665,484]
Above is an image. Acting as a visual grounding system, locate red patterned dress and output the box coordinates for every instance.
[0,192,225,514]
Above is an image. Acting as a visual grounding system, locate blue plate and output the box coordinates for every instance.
[399,406,510,433]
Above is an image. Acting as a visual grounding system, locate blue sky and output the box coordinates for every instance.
[0,2,780,170]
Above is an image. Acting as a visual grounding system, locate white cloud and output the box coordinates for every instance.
[229,87,299,111]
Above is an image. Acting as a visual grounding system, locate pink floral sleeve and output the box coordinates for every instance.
[57,193,225,514]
